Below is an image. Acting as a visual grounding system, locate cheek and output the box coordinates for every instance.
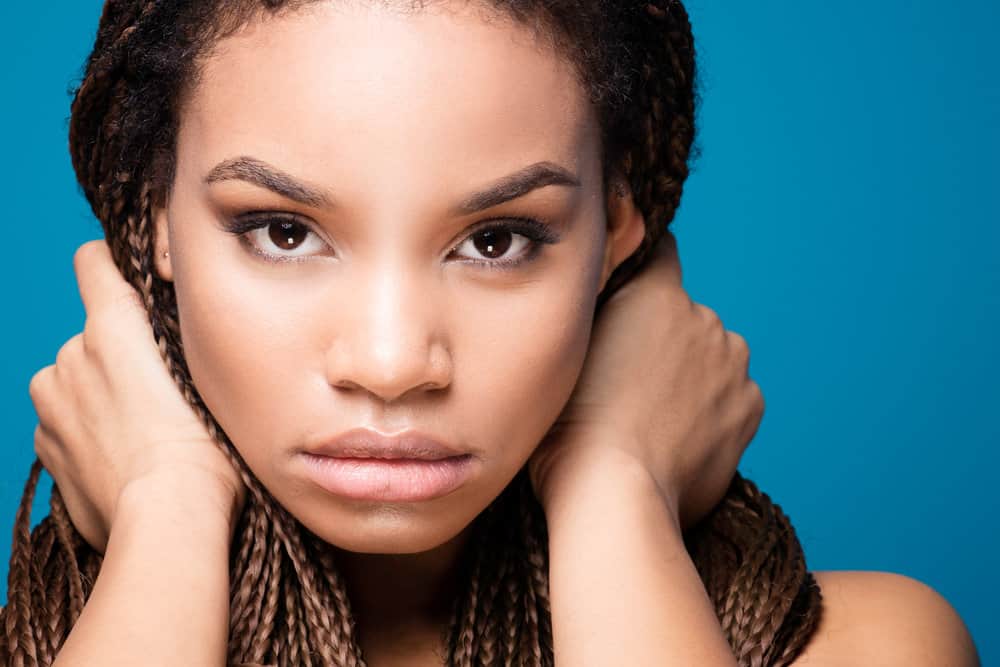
[454,273,596,471]
[169,245,318,472]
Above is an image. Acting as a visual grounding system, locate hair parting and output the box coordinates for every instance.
[2,1,822,665]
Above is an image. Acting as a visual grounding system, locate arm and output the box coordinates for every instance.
[545,449,737,666]
[24,241,245,664]
[529,234,753,664]
[52,476,232,667]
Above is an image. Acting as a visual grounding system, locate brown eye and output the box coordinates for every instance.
[451,219,557,270]
[471,229,513,259]
[232,216,329,262]
[268,221,309,250]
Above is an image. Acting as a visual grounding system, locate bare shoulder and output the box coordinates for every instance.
[790,570,979,666]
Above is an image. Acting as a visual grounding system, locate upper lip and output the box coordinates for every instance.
[304,427,467,461]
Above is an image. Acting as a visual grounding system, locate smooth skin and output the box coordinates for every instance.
[25,2,978,666]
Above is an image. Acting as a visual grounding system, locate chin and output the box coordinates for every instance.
[294,501,479,555]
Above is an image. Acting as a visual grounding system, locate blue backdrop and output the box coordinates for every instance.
[2,1,996,662]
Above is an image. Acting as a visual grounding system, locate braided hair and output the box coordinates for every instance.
[2,1,823,665]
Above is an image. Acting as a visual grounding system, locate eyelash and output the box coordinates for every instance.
[221,213,560,270]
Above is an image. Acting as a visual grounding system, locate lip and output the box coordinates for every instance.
[298,427,475,502]
[304,427,468,460]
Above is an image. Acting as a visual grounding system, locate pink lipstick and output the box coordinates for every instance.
[298,427,475,502]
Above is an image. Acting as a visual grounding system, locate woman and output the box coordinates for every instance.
[2,1,977,665]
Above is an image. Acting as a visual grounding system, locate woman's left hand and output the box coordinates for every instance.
[528,232,763,530]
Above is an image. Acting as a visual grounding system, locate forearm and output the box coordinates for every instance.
[544,451,738,666]
[53,481,232,667]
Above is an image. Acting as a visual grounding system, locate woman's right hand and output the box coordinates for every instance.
[28,239,245,553]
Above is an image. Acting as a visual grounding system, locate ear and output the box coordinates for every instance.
[598,173,646,292]
[152,203,174,282]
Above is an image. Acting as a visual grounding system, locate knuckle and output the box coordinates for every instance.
[695,303,725,338]
[729,330,750,362]
[73,239,106,276]
[55,332,85,368]
[750,381,766,417]
[695,302,720,324]
[28,366,53,401]
[83,313,110,349]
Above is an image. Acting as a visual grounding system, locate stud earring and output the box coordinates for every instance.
[163,250,169,258]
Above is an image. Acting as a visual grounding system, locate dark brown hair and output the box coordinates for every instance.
[2,1,822,665]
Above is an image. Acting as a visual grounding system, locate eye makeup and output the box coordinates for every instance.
[218,212,563,271]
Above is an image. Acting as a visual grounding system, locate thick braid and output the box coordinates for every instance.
[251,524,285,662]
[444,515,484,664]
[519,476,552,666]
[461,470,538,666]
[685,474,824,666]
[36,521,68,662]
[770,572,822,666]
[305,533,367,666]
[597,0,697,308]
[26,523,52,665]
[472,515,507,664]
[281,578,305,667]
[229,508,270,658]
[47,490,85,622]
[231,509,277,662]
[498,475,536,664]
[69,1,158,226]
[4,459,43,667]
[444,482,504,664]
[499,532,522,664]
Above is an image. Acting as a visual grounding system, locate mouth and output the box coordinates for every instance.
[299,453,475,502]
[298,427,476,501]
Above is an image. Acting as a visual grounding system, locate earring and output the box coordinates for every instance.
[163,250,169,258]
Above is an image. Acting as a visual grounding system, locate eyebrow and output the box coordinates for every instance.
[452,161,581,215]
[205,156,332,208]
[203,156,581,213]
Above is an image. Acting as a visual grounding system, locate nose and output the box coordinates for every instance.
[324,262,452,404]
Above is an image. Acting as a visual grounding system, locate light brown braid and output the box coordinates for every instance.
[2,1,822,665]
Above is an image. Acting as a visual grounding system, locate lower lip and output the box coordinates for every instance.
[299,453,475,502]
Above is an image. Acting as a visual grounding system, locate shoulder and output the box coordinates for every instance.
[790,570,979,666]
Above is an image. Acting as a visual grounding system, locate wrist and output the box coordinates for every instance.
[115,469,239,539]
[540,444,681,533]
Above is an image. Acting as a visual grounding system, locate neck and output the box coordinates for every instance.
[332,522,477,632]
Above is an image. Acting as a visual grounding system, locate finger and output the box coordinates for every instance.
[28,365,62,433]
[727,330,751,378]
[73,239,146,319]
[28,365,55,406]
[55,332,85,370]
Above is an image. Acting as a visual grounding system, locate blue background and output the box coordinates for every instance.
[1,1,996,662]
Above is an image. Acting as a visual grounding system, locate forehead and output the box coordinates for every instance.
[176,2,600,197]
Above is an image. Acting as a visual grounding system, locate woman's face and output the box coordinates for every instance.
[153,1,642,553]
